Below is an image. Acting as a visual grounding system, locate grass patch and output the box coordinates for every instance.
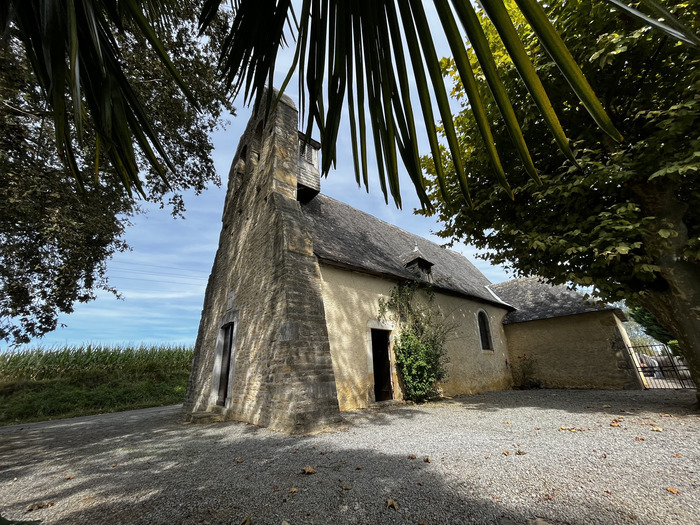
[0,344,193,425]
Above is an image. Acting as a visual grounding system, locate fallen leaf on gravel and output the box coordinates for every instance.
[288,487,298,494]
[273,486,281,492]
[484,456,490,459]
[341,484,352,490]
[355,465,362,470]
[503,421,511,424]
[502,451,510,456]
[610,422,620,427]
[65,475,75,480]
[602,404,611,408]
[535,427,541,431]
[236,458,244,463]
[558,426,584,432]
[302,466,317,475]
[604,490,612,495]
[666,487,680,494]
[417,482,424,486]
[515,450,527,455]
[25,501,55,512]
[600,453,607,459]
[423,456,431,463]
[651,427,663,432]
[386,499,399,510]
[672,454,683,458]
[408,454,416,459]
[239,516,251,525]
[661,414,672,417]
[635,437,645,441]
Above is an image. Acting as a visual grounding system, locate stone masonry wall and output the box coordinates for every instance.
[504,310,642,390]
[183,95,341,433]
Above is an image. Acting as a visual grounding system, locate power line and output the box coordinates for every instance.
[109,261,209,275]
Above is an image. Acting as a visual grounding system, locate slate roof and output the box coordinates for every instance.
[488,277,623,324]
[300,194,508,308]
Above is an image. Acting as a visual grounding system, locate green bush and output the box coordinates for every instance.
[394,329,447,402]
[380,282,451,403]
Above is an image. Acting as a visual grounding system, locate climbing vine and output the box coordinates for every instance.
[378,281,451,402]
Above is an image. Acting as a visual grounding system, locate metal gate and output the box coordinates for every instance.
[629,343,696,389]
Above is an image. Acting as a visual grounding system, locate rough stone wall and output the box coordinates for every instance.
[183,95,341,433]
[504,311,642,390]
[318,263,513,411]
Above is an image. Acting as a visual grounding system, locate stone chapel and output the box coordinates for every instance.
[183,94,641,433]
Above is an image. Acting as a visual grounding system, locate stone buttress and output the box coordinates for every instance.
[183,94,341,433]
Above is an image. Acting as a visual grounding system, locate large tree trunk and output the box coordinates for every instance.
[633,182,700,405]
[639,266,700,405]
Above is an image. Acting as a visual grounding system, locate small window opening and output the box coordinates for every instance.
[299,142,315,163]
[417,263,433,283]
[216,323,235,406]
[478,311,493,351]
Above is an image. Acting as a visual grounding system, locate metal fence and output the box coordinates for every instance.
[629,343,696,389]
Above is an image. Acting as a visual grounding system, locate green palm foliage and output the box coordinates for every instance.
[3,0,699,206]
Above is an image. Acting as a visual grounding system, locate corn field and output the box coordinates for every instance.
[0,344,194,381]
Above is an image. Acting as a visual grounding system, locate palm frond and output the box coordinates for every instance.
[4,0,193,196]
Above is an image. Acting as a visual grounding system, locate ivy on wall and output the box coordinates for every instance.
[378,281,451,402]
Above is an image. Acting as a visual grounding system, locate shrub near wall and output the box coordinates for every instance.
[0,344,193,425]
[380,282,450,402]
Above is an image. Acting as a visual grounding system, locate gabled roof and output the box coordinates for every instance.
[488,277,623,324]
[300,194,508,308]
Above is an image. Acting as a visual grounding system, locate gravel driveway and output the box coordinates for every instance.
[1,389,698,525]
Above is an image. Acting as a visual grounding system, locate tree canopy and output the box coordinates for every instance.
[421,0,699,394]
[0,3,233,345]
[4,0,698,209]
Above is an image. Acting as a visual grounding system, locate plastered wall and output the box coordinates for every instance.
[319,264,513,411]
[504,311,642,390]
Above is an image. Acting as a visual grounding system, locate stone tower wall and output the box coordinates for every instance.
[183,95,341,433]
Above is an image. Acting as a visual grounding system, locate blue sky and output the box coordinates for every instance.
[4,7,513,350]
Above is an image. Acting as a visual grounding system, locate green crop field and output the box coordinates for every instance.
[0,344,193,426]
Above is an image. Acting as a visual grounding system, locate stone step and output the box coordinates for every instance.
[186,410,224,424]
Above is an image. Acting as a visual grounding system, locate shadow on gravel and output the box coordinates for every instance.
[441,388,698,417]
[1,406,543,525]
[1,390,698,525]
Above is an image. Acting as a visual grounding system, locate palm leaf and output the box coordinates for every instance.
[4,0,193,196]
[605,0,700,48]
[515,0,624,142]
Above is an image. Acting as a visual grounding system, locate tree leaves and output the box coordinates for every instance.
[5,0,700,208]
[0,4,232,345]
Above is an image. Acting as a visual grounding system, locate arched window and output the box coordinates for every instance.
[477,310,493,351]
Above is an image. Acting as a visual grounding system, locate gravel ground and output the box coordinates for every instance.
[0,389,698,525]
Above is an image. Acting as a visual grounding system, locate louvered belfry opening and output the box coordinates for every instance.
[297,132,321,203]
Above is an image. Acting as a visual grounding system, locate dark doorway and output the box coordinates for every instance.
[371,329,393,402]
[216,323,235,406]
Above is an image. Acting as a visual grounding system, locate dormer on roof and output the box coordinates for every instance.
[402,244,434,283]
[298,132,321,203]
